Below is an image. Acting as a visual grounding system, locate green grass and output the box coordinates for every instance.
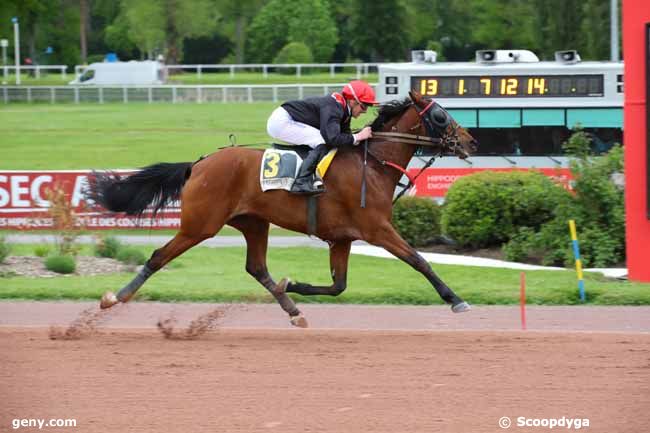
[7,71,378,86]
[167,72,378,85]
[1,244,649,305]
[0,103,376,169]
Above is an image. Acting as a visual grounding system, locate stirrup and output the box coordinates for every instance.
[291,177,325,195]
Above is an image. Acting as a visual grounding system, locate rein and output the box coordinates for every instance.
[365,133,442,204]
[371,131,442,147]
[363,101,450,204]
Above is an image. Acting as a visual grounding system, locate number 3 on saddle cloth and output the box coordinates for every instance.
[259,144,338,192]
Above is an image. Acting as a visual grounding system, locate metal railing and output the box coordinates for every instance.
[2,65,69,81]
[0,62,381,83]
[73,62,380,80]
[1,83,377,104]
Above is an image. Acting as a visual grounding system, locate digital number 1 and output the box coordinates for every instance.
[457,79,466,95]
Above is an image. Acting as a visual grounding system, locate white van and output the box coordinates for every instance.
[69,61,165,85]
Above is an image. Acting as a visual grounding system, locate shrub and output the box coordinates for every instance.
[34,245,51,258]
[441,170,570,248]
[392,197,441,247]
[116,247,147,266]
[0,236,10,263]
[273,42,314,68]
[95,236,122,259]
[45,255,76,274]
[503,131,625,267]
[46,184,85,256]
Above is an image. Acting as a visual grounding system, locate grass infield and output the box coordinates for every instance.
[1,244,648,305]
[0,103,375,169]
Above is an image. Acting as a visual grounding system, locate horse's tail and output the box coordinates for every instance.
[88,162,193,218]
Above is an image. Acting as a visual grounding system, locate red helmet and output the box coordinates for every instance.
[342,80,378,105]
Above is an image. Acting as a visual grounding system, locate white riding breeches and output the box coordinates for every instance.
[266,107,325,149]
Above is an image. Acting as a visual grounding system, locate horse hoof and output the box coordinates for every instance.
[100,292,119,309]
[451,301,471,313]
[289,313,308,328]
[273,277,290,295]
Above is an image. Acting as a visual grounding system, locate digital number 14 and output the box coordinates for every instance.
[527,78,546,95]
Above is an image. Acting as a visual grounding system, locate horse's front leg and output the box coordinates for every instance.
[278,241,351,297]
[366,223,470,313]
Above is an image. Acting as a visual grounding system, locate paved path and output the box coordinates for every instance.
[5,233,329,248]
[5,233,628,278]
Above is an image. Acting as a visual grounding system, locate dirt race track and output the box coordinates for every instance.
[1,302,649,433]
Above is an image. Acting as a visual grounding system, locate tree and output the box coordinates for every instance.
[580,0,611,60]
[470,0,541,53]
[80,0,89,63]
[0,0,80,67]
[327,0,356,62]
[165,0,220,64]
[216,0,264,63]
[107,0,220,63]
[405,0,476,61]
[535,0,583,60]
[125,0,165,58]
[246,0,338,63]
[348,0,410,62]
[89,0,138,61]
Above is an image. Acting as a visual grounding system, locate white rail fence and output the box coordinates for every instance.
[2,65,69,80]
[0,63,379,82]
[73,63,380,80]
[1,84,377,104]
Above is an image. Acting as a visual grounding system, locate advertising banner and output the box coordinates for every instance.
[0,170,180,230]
[406,167,573,198]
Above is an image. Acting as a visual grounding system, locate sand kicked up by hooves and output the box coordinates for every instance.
[157,305,240,340]
[49,307,113,340]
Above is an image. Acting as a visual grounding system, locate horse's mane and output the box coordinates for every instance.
[370,98,412,131]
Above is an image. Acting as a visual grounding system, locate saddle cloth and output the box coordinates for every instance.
[259,144,338,192]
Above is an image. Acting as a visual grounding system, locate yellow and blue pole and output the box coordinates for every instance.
[569,220,586,302]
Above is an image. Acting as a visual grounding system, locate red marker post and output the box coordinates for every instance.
[520,272,527,330]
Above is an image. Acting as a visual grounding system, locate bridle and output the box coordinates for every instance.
[361,100,466,203]
[415,100,463,154]
[372,100,462,156]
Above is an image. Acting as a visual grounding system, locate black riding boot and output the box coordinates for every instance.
[291,144,328,195]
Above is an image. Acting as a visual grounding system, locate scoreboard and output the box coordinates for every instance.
[378,59,623,109]
[412,74,604,98]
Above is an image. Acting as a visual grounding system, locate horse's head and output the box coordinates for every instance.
[408,90,478,159]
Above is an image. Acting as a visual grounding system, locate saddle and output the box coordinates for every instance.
[259,144,338,192]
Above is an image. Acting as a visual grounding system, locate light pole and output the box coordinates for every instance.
[0,38,7,85]
[610,0,619,61]
[12,16,20,85]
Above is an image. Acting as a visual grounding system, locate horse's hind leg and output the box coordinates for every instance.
[228,215,306,327]
[278,241,351,296]
[100,231,210,309]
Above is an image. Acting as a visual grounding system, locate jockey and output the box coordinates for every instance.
[266,80,378,195]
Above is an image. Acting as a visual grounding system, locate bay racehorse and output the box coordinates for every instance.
[89,91,477,327]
